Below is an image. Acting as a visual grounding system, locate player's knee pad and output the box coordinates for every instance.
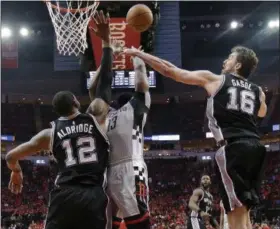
[124,211,150,229]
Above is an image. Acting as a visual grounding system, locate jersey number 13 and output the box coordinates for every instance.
[62,137,98,167]
[227,87,256,115]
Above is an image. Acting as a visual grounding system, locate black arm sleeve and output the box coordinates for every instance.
[129,92,150,117]
[95,47,113,104]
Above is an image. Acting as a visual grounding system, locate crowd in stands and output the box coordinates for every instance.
[1,91,279,229]
[1,149,280,229]
[1,91,278,143]
[261,151,280,209]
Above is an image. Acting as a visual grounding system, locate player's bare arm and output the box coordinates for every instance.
[5,128,51,194]
[87,10,112,126]
[132,48,149,93]
[124,48,221,95]
[6,129,51,168]
[129,53,151,116]
[258,87,267,118]
[189,188,204,212]
[189,188,211,218]
[88,66,101,101]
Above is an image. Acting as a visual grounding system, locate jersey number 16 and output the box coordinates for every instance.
[227,87,256,115]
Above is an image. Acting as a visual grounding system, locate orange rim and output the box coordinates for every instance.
[43,0,99,14]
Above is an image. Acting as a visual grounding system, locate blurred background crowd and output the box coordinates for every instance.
[1,150,280,228]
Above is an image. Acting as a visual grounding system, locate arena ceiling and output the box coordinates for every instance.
[1,1,279,97]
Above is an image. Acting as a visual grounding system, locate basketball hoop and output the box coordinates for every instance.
[44,0,99,56]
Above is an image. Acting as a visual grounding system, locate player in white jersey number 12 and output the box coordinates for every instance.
[88,11,151,229]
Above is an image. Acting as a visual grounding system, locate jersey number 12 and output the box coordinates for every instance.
[62,137,98,167]
[227,87,255,115]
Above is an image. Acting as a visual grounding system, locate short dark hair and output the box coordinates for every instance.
[52,91,75,116]
[231,46,259,78]
[117,93,132,108]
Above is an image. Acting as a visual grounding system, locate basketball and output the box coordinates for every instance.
[126,4,153,33]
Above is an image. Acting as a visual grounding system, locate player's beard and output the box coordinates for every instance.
[202,183,210,189]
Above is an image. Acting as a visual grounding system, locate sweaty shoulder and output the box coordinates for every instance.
[31,128,52,151]
[37,128,52,140]
[193,188,204,196]
[205,73,224,97]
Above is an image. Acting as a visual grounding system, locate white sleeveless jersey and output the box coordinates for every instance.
[106,92,151,165]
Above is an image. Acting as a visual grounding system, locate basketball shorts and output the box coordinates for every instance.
[187,217,206,229]
[107,160,149,218]
[45,185,111,229]
[214,138,267,213]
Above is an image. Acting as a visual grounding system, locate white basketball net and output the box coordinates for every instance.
[45,0,99,56]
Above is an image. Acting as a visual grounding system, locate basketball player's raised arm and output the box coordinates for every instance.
[87,45,112,123]
[258,87,267,118]
[133,55,149,93]
[87,45,112,125]
[88,42,122,101]
[88,66,101,101]
[124,48,220,88]
[87,11,113,125]
[129,56,151,119]
[189,188,204,212]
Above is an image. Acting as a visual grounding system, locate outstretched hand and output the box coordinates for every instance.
[111,39,123,57]
[128,46,145,66]
[123,46,142,57]
[90,10,110,43]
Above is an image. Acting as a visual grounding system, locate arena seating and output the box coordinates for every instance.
[1,150,280,229]
[2,91,277,142]
[1,104,36,141]
[269,98,280,126]
[147,102,206,139]
[1,93,279,229]
[40,105,58,129]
